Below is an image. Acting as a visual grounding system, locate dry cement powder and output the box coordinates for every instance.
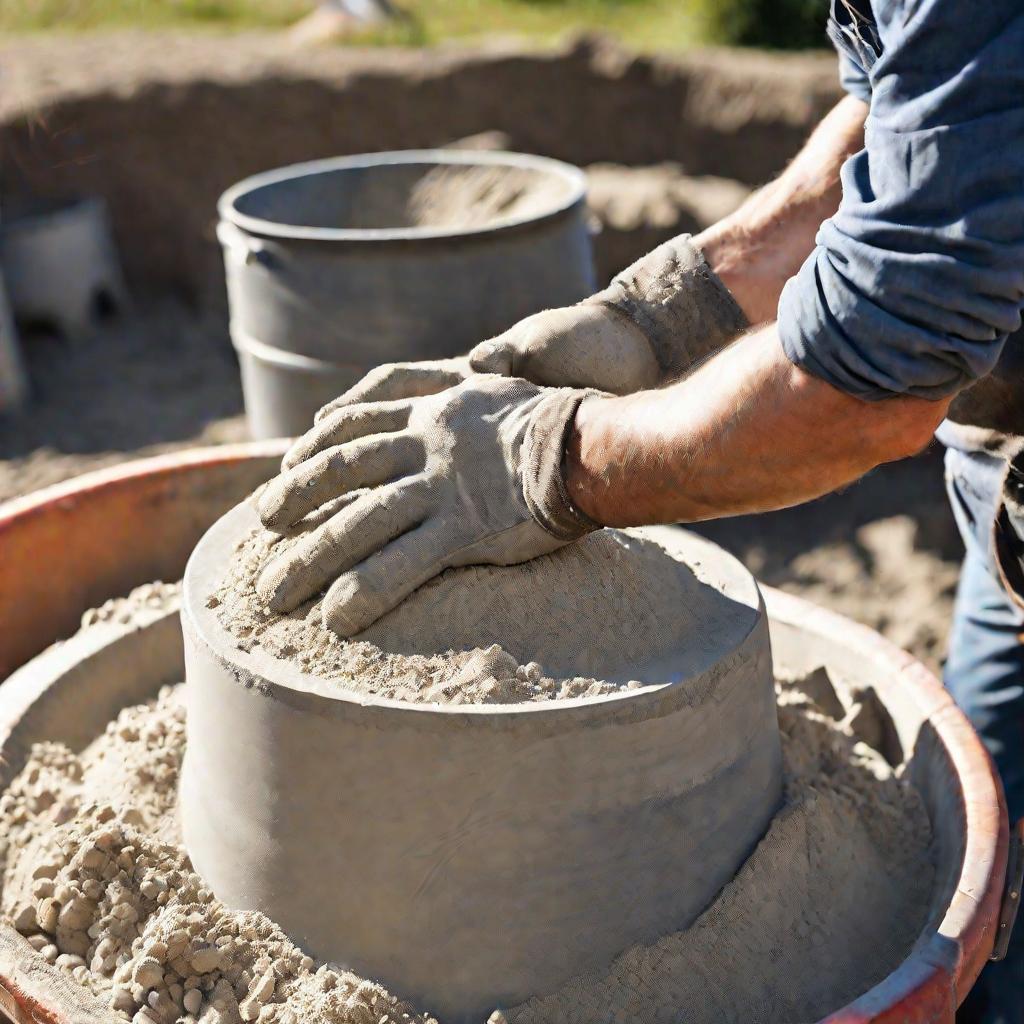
[405,164,571,231]
[0,587,935,1024]
[335,163,570,234]
[212,521,736,704]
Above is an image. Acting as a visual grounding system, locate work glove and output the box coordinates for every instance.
[314,234,748,418]
[255,376,601,636]
[471,234,748,391]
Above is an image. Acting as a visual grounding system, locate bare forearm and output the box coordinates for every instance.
[695,95,868,324]
[565,324,949,527]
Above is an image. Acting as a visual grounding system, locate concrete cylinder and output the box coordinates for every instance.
[217,150,596,439]
[180,503,782,1023]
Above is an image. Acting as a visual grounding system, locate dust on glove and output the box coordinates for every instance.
[255,376,601,636]
[469,234,748,391]
[313,357,471,424]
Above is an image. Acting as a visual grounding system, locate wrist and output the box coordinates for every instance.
[692,221,800,326]
[593,235,748,381]
[564,394,618,528]
[522,388,604,541]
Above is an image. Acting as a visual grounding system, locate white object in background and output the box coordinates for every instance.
[0,198,127,340]
[288,0,398,45]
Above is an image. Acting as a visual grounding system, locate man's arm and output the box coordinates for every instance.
[694,95,868,325]
[566,323,949,527]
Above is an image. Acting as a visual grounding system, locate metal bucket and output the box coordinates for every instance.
[0,448,1020,1023]
[218,151,596,439]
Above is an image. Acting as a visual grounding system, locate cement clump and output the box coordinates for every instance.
[212,520,731,704]
[0,685,432,1024]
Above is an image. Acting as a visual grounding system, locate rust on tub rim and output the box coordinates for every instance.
[0,443,1017,1024]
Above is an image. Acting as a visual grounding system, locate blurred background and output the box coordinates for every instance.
[2,0,830,50]
[0,0,962,674]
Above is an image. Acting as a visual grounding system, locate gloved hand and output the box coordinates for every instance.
[313,234,748,415]
[314,357,471,423]
[255,376,601,636]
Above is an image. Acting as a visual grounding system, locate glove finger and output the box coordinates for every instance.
[467,338,515,376]
[258,433,423,532]
[255,481,431,614]
[315,359,469,423]
[320,520,451,637]
[283,399,413,471]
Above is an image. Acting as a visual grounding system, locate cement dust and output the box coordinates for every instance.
[405,164,569,231]
[335,163,570,234]
[0,590,935,1024]
[211,523,717,704]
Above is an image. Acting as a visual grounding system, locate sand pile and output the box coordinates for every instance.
[0,685,432,1024]
[0,604,935,1023]
[212,522,731,703]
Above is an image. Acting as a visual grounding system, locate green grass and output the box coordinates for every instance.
[0,0,827,50]
[0,0,313,31]
[0,0,700,49]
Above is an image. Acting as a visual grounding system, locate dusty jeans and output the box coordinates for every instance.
[945,446,1024,1024]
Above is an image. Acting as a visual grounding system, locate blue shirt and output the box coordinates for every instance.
[777,0,1024,402]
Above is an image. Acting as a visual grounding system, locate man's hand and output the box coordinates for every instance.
[466,304,661,394]
[256,376,599,636]
[314,357,471,423]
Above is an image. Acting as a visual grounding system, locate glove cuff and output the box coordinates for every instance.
[590,234,748,379]
[522,389,604,542]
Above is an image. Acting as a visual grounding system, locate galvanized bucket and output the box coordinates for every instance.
[218,151,596,438]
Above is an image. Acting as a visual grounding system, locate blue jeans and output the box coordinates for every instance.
[945,447,1024,1023]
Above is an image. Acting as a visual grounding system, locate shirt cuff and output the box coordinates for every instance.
[777,247,996,403]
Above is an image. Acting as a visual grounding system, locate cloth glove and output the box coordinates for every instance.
[469,235,748,391]
[311,235,747,421]
[255,376,601,636]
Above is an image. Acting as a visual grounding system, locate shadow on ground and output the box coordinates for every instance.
[693,449,963,671]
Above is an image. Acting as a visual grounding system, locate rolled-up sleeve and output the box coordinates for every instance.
[779,4,1024,401]
[838,50,871,104]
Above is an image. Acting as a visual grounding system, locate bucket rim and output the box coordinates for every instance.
[217,149,588,244]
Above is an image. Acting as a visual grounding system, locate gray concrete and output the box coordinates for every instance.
[180,504,782,1022]
[0,538,994,1022]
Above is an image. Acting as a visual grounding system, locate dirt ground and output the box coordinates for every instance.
[0,303,246,498]
[1,33,839,303]
[0,300,963,675]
